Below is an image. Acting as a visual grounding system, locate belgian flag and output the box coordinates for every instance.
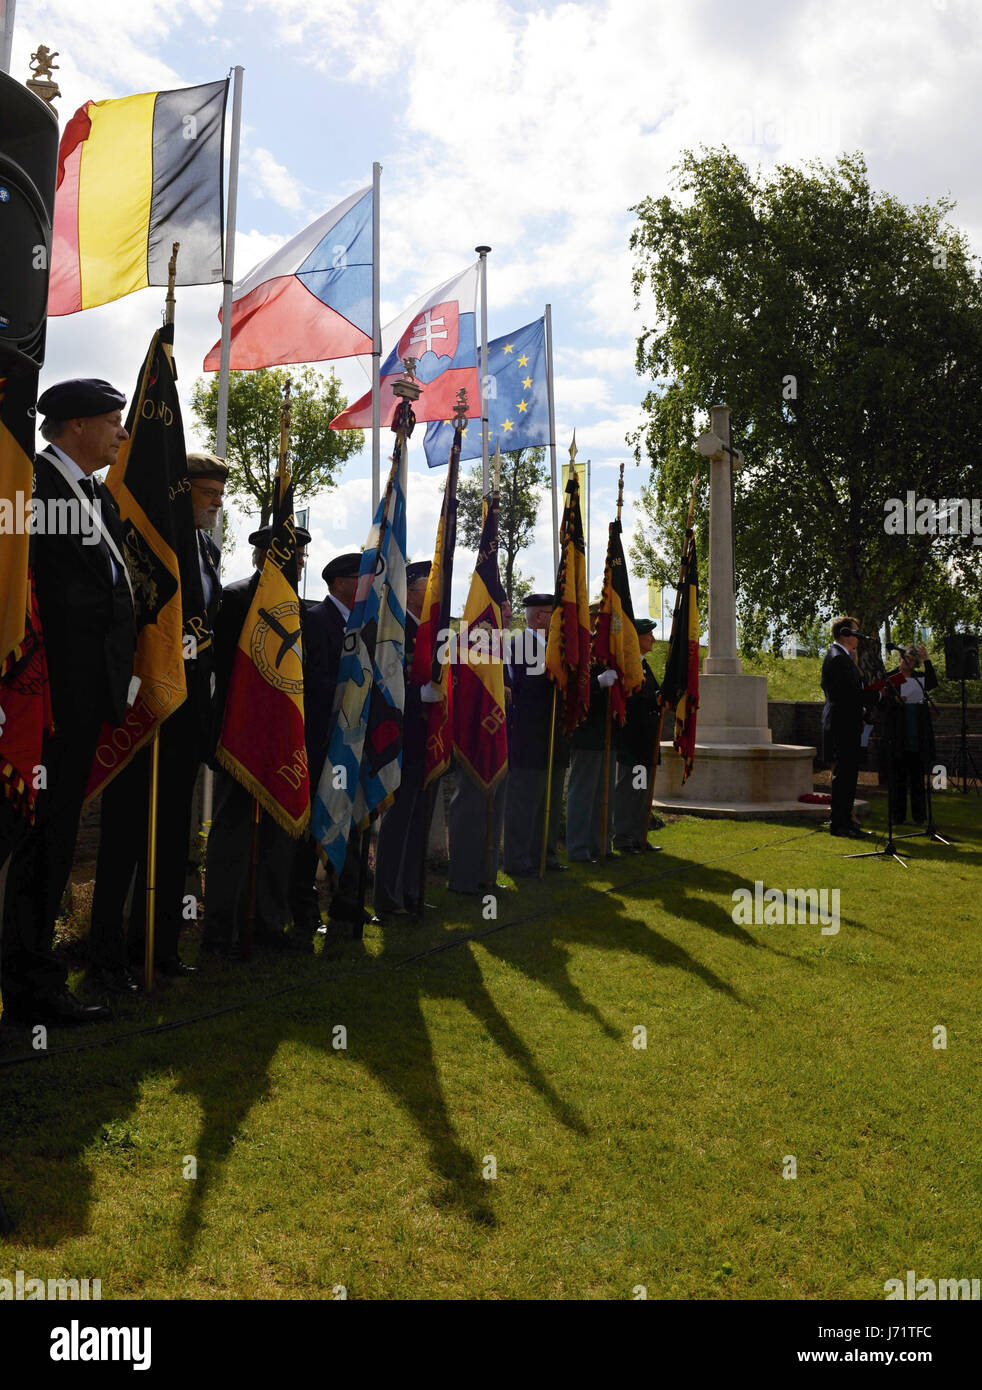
[545,471,591,735]
[593,517,643,723]
[661,531,700,782]
[452,490,508,790]
[217,474,309,836]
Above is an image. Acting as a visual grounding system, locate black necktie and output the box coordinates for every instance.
[79,477,97,501]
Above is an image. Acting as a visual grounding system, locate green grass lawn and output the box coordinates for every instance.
[2,793,981,1300]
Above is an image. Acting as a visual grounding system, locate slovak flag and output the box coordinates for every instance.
[330,263,479,430]
[203,187,373,371]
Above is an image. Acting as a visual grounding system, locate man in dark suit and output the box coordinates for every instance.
[1,379,136,1024]
[821,616,872,839]
[200,521,312,958]
[291,551,365,934]
[503,592,569,876]
[373,560,440,918]
[612,617,662,854]
[89,452,228,988]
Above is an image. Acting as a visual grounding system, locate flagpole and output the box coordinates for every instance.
[0,1,15,74]
[145,243,181,990]
[476,245,491,495]
[545,303,559,576]
[539,686,558,879]
[371,160,382,512]
[204,63,242,834]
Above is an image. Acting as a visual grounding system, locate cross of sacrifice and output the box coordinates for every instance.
[409,309,449,354]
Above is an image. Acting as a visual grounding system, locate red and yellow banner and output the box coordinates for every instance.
[0,570,53,826]
[0,371,35,675]
[661,532,700,782]
[453,491,508,790]
[49,81,227,316]
[593,517,642,724]
[217,490,309,836]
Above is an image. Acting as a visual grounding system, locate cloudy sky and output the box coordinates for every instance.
[10,0,982,616]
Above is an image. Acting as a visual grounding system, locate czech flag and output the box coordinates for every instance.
[331,263,479,430]
[49,81,227,316]
[204,188,374,371]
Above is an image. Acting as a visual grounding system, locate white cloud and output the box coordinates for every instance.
[245,146,308,215]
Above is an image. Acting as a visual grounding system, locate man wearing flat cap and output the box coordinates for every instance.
[373,559,440,919]
[821,617,873,839]
[290,551,367,934]
[89,452,228,988]
[612,618,662,855]
[503,592,569,876]
[201,520,312,957]
[2,379,135,1024]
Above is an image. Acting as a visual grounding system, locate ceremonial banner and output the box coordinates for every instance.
[411,423,461,785]
[49,80,227,315]
[84,324,206,801]
[545,472,591,735]
[422,316,548,466]
[648,580,661,621]
[0,369,35,673]
[331,264,479,430]
[594,518,642,724]
[660,532,700,782]
[217,476,309,835]
[0,574,52,826]
[204,189,373,371]
[312,438,408,871]
[453,490,508,789]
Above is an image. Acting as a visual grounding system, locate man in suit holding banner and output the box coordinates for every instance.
[2,379,136,1024]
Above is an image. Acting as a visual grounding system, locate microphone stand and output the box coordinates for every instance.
[846,679,909,867]
[892,671,952,846]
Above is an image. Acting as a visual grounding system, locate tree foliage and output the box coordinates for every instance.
[630,149,982,652]
[457,446,549,605]
[190,366,362,526]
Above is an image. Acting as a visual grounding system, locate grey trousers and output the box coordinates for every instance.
[447,767,506,893]
[503,762,566,873]
[374,773,433,913]
[613,759,649,847]
[566,748,615,861]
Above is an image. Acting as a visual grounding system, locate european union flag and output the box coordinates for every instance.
[423,315,549,467]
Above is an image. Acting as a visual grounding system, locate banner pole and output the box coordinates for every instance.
[476,245,491,495]
[545,303,560,576]
[144,730,160,990]
[371,160,382,512]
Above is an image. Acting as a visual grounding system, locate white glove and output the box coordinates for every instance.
[598,669,618,688]
[420,681,444,704]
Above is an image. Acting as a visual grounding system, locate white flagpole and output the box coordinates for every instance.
[544,302,559,576]
[215,65,243,468]
[0,0,16,74]
[371,160,382,512]
[476,245,491,495]
[204,63,242,831]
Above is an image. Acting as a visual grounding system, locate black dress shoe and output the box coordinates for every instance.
[37,989,111,1025]
[91,966,141,995]
[546,861,568,872]
[328,899,371,925]
[157,957,197,978]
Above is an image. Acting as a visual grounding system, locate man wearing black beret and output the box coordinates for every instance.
[503,592,569,876]
[821,617,873,839]
[89,452,228,988]
[2,379,136,1024]
[290,551,367,934]
[201,521,311,957]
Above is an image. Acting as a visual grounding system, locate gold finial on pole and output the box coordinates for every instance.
[452,387,469,432]
[568,430,578,469]
[492,439,501,495]
[616,459,625,523]
[164,242,180,329]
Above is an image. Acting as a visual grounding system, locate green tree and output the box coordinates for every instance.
[190,365,362,525]
[457,446,549,606]
[629,149,982,654]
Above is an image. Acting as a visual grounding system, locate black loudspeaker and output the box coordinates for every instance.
[945,633,981,682]
[0,73,59,371]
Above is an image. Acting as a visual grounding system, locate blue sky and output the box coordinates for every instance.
[12,0,982,616]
